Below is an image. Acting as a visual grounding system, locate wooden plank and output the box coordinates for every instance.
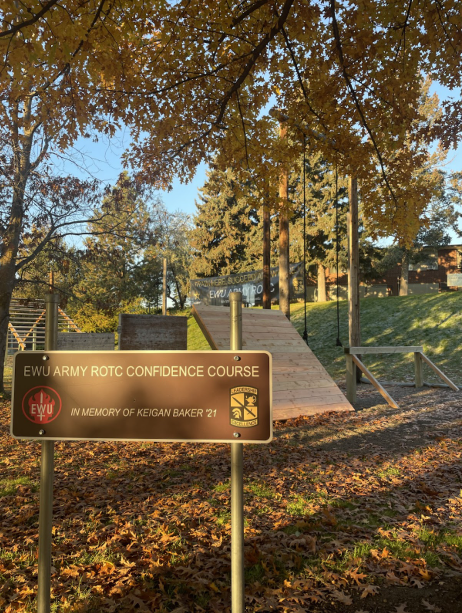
[351,355,399,408]
[7,322,26,350]
[419,352,459,391]
[57,333,115,351]
[345,354,356,403]
[347,346,423,355]
[192,307,218,349]
[273,380,336,392]
[274,388,342,400]
[118,314,187,350]
[58,307,82,332]
[414,352,423,388]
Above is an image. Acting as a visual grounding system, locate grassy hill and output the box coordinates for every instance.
[188,292,462,385]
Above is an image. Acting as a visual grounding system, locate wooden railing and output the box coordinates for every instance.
[344,346,459,408]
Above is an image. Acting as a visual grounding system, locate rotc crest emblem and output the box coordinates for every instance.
[230,386,258,428]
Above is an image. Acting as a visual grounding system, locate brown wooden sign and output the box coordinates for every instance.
[11,351,272,443]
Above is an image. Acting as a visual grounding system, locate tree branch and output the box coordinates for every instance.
[0,0,60,39]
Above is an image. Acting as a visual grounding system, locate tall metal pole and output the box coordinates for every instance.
[348,177,361,385]
[262,205,271,310]
[38,294,58,613]
[162,257,167,316]
[229,292,244,613]
[302,135,308,342]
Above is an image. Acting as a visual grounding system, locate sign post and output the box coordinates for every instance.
[230,292,244,613]
[11,306,272,612]
[38,294,58,613]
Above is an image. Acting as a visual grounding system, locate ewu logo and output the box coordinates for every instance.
[22,387,62,424]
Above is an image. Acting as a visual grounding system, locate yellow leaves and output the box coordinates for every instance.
[419,567,433,581]
[61,566,81,579]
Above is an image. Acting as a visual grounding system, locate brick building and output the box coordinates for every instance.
[317,244,462,300]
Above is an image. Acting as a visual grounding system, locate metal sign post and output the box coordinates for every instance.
[230,292,244,612]
[38,294,58,613]
[10,292,272,613]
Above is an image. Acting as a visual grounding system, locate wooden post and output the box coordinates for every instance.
[317,263,327,302]
[414,351,423,388]
[345,352,356,403]
[162,257,167,316]
[262,205,271,309]
[348,177,360,382]
[48,270,54,293]
[279,122,290,320]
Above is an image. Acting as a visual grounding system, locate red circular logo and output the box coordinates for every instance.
[22,386,62,424]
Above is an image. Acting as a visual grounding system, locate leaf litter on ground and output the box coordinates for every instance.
[0,383,461,612]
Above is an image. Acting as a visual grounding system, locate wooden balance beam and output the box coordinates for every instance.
[345,346,459,408]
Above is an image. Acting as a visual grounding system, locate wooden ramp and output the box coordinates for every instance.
[192,305,353,421]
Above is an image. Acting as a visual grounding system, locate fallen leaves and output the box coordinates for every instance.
[0,386,461,612]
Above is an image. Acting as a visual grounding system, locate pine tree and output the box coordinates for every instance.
[291,151,349,302]
[190,168,274,278]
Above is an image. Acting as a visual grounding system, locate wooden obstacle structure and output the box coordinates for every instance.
[118,314,187,350]
[192,304,352,421]
[7,299,81,353]
[345,346,459,408]
[57,333,115,351]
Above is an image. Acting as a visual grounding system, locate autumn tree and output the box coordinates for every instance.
[0,1,163,389]
[150,208,193,310]
[120,2,462,233]
[3,1,462,332]
[0,159,100,387]
[13,234,78,303]
[373,171,462,295]
[69,173,160,328]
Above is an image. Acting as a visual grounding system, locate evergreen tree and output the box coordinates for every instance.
[291,151,349,301]
[190,168,273,278]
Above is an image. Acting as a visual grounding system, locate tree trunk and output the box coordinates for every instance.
[0,103,34,391]
[317,263,327,302]
[0,188,28,392]
[278,121,290,320]
[348,177,361,384]
[262,205,271,309]
[399,251,409,296]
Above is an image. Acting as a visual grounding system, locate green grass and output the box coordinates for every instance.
[0,476,37,497]
[290,292,462,383]
[186,308,211,350]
